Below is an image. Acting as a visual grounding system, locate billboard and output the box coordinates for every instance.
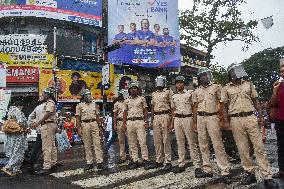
[0,89,11,120]
[108,0,180,68]
[0,34,47,54]
[0,63,6,88]
[0,0,102,26]
[39,69,137,102]
[0,53,53,68]
[6,66,39,83]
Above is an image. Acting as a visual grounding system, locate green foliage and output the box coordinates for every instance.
[242,46,284,101]
[210,63,228,85]
[179,0,258,65]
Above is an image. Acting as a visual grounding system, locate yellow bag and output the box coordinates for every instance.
[1,119,24,134]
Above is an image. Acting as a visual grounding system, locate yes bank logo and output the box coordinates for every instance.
[148,0,167,13]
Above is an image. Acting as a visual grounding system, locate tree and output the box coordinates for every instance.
[242,46,284,101]
[210,63,228,85]
[179,0,258,66]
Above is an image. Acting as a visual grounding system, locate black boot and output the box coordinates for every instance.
[84,164,93,171]
[163,163,172,171]
[194,168,203,177]
[97,163,105,170]
[240,172,257,185]
[154,162,164,168]
[173,166,186,174]
[128,160,139,170]
[36,169,51,176]
[264,179,279,189]
[143,160,155,170]
[195,170,213,178]
[220,174,232,185]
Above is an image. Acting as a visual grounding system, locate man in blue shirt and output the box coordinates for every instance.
[126,23,138,45]
[161,28,176,46]
[153,24,163,46]
[136,19,155,46]
[113,25,127,44]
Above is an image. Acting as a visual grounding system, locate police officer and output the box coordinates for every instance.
[221,64,278,188]
[171,76,202,175]
[31,87,58,175]
[123,82,154,170]
[76,89,104,171]
[192,68,231,184]
[151,76,173,171]
[113,91,127,162]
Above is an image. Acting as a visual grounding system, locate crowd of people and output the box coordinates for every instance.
[0,62,283,189]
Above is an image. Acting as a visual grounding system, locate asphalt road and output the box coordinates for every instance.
[0,129,283,189]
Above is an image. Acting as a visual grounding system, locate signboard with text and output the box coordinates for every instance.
[108,0,180,68]
[6,66,39,83]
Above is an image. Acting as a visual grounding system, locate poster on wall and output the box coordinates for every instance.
[108,0,181,68]
[6,66,39,83]
[0,0,103,26]
[39,69,137,102]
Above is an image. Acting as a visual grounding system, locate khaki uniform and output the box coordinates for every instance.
[221,80,272,179]
[40,99,57,170]
[113,100,127,160]
[123,96,149,162]
[76,101,103,165]
[151,89,172,164]
[192,84,229,175]
[172,90,201,168]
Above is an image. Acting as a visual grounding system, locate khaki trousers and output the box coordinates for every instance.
[127,120,149,162]
[41,123,57,170]
[197,115,230,175]
[230,115,272,179]
[117,120,127,160]
[174,117,201,168]
[153,114,171,164]
[81,121,103,164]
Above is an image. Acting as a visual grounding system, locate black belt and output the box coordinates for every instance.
[43,120,55,124]
[230,111,254,117]
[198,112,217,116]
[81,119,96,123]
[127,117,144,121]
[154,110,171,115]
[175,114,192,118]
[117,118,123,121]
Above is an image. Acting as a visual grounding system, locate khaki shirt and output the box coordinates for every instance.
[113,101,124,119]
[151,89,172,112]
[220,80,258,115]
[192,83,221,113]
[76,101,99,121]
[123,96,147,118]
[171,89,193,115]
[44,99,56,122]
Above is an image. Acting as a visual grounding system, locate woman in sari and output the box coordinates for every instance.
[1,101,28,176]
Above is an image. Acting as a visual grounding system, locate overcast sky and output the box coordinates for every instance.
[178,0,284,67]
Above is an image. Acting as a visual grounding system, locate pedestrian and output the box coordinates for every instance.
[1,101,28,176]
[109,92,129,163]
[270,60,284,179]
[64,116,75,144]
[31,87,60,175]
[76,89,105,171]
[150,76,173,171]
[27,101,45,172]
[192,68,232,184]
[123,81,154,170]
[171,76,202,175]
[221,63,278,188]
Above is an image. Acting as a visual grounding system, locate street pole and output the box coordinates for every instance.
[53,27,58,101]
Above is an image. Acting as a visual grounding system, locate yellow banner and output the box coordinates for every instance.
[0,53,53,68]
[39,69,137,102]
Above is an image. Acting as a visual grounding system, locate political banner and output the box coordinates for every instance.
[0,53,53,68]
[0,89,11,120]
[0,0,103,26]
[6,66,39,83]
[108,0,181,68]
[0,63,6,88]
[0,34,47,54]
[39,69,137,102]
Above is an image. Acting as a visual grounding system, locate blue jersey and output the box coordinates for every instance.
[114,33,128,40]
[162,35,174,42]
[137,30,155,41]
[154,35,163,43]
[127,32,138,40]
